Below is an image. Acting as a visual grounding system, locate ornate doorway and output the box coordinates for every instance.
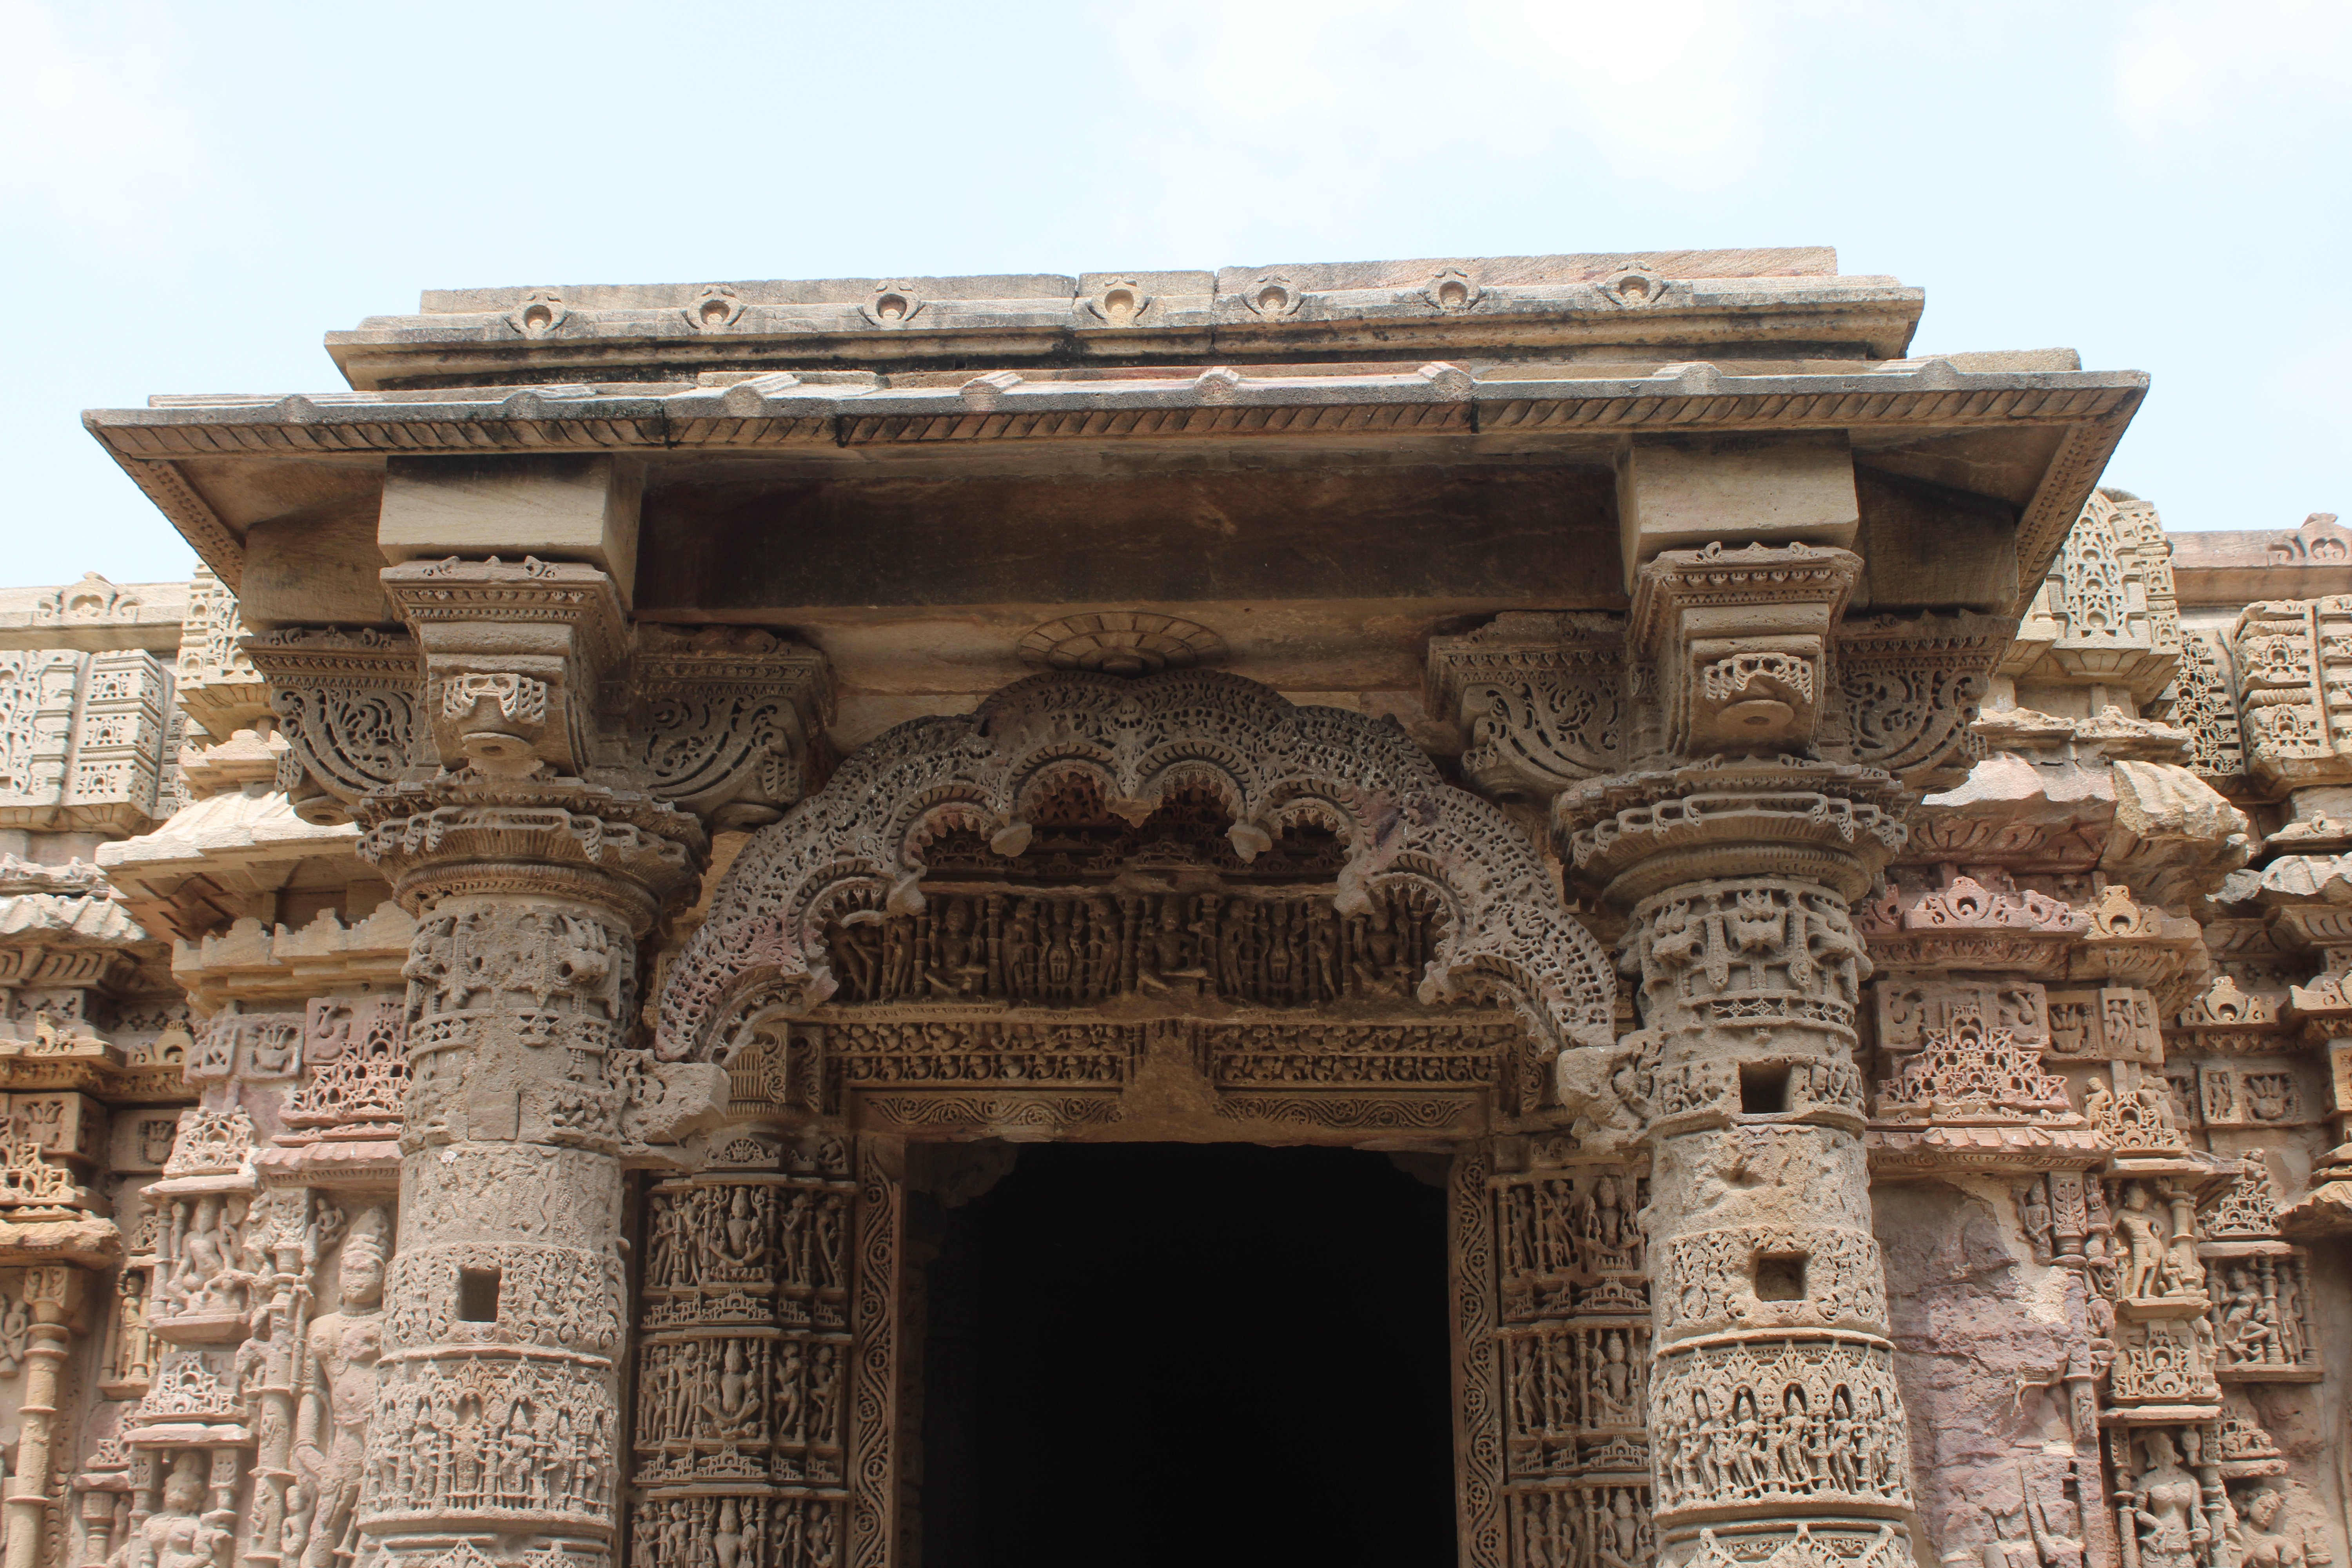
[637,671,1622,1568]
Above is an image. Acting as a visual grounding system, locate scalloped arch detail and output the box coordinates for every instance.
[655,670,1617,1062]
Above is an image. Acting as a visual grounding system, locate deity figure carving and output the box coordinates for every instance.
[292,1207,388,1568]
[2122,1431,2209,1568]
[111,1454,225,1568]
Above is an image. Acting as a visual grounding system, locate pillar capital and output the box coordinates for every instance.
[352,773,703,934]
[249,557,831,838]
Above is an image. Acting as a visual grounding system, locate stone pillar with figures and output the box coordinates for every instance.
[333,559,706,1568]
[1552,534,1935,1568]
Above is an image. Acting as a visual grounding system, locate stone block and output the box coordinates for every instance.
[379,455,643,605]
[109,1109,181,1175]
[1616,432,1859,586]
[240,504,392,629]
[6,1092,109,1166]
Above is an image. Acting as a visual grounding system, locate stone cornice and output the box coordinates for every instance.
[89,363,2143,457]
[320,253,1913,388]
[87,360,2143,612]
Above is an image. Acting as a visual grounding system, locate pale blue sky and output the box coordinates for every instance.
[3,0,2345,586]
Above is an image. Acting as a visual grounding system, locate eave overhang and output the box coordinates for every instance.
[85,357,2145,616]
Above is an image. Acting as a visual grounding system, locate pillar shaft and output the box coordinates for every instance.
[328,558,705,1568]
[1544,535,1945,1568]
[358,884,639,1560]
[1623,875,1915,1562]
[7,1269,83,1568]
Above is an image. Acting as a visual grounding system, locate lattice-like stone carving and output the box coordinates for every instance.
[247,628,420,822]
[2008,488,2182,707]
[659,671,1616,1063]
[2170,631,2246,783]
[626,626,831,830]
[1872,1011,2074,1123]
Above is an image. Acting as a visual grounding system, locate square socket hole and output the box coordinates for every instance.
[1754,1252,1809,1302]
[1739,1063,1791,1116]
[458,1267,501,1323]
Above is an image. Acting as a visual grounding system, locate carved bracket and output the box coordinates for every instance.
[1427,613,1627,799]
[624,626,833,829]
[244,628,420,824]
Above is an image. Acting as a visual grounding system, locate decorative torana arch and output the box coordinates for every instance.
[656,669,1617,1065]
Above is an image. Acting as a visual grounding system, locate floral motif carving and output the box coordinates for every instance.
[246,628,419,820]
[1428,613,1628,796]
[628,626,831,830]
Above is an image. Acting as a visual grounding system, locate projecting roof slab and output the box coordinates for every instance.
[80,251,2145,745]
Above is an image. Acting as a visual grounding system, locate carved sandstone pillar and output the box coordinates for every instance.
[5,1266,85,1568]
[1554,541,1929,1568]
[339,561,704,1568]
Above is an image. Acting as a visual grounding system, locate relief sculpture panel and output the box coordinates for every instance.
[630,1135,856,1568]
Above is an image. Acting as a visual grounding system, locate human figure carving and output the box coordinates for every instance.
[2218,1267,2281,1365]
[1051,903,1084,998]
[163,1196,225,1312]
[2017,1181,2055,1262]
[929,901,990,998]
[1085,899,1119,998]
[1596,1489,1642,1568]
[1305,904,1339,1002]
[699,1339,760,1438]
[292,1206,387,1568]
[1728,1388,1764,1495]
[2114,1184,2166,1298]
[1357,900,1405,996]
[811,1194,844,1290]
[721,1186,767,1271]
[777,1340,806,1441]
[2238,1483,2332,1568]
[808,1344,842,1443]
[1593,1331,1636,1424]
[111,1452,223,1568]
[2128,1430,2208,1568]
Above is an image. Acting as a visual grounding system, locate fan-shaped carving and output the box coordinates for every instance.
[656,670,1615,1063]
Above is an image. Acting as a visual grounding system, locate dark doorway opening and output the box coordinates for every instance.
[921,1143,1457,1568]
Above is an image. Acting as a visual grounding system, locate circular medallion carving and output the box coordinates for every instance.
[1018,613,1226,676]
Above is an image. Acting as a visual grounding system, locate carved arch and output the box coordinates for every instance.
[655,670,1616,1062]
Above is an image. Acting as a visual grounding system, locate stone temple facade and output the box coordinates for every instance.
[0,249,2343,1568]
